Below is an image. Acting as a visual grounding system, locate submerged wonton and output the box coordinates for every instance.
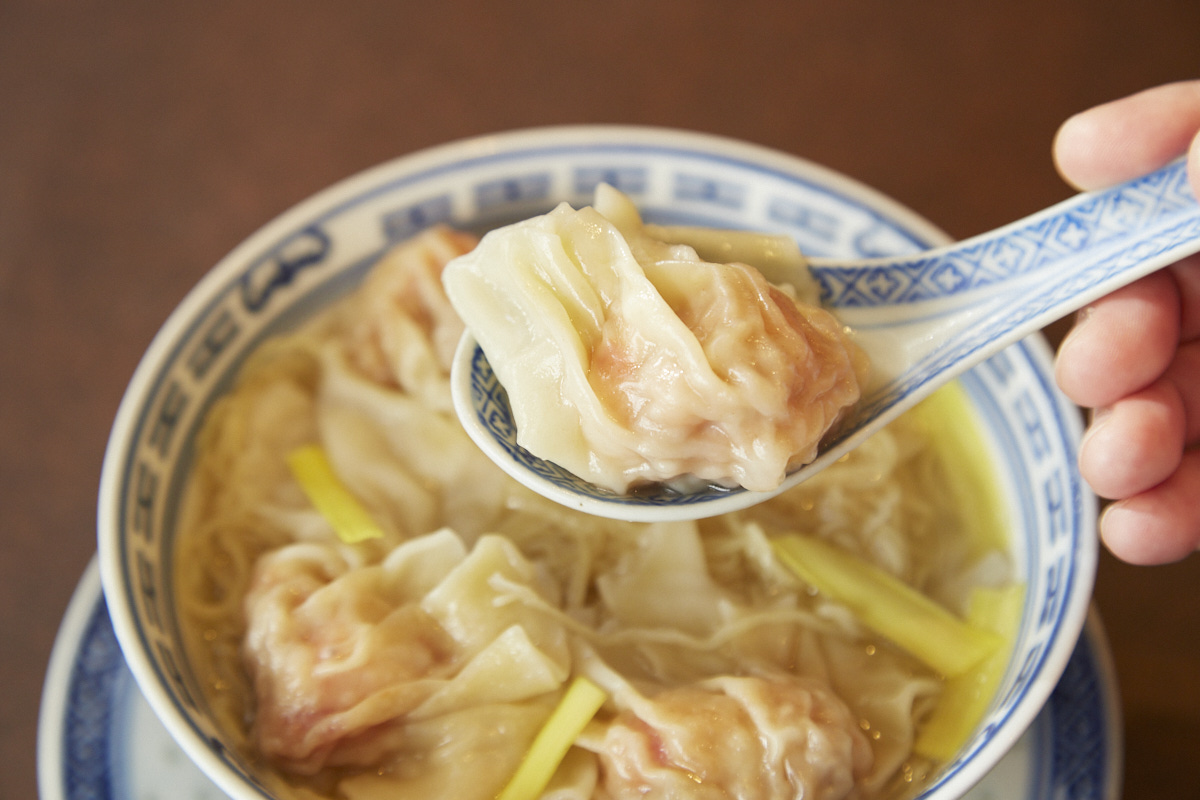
[442,186,867,493]
[596,676,873,800]
[242,530,571,796]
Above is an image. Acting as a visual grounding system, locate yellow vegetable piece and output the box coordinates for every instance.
[907,383,1009,558]
[496,676,607,800]
[286,444,384,544]
[914,583,1024,761]
[772,534,1002,677]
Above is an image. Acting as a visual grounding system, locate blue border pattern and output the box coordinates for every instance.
[62,597,121,800]
[1046,632,1109,799]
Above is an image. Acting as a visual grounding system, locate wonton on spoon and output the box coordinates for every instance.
[442,185,867,494]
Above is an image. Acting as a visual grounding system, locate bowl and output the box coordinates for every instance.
[97,126,1098,800]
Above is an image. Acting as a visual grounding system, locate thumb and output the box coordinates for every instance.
[1054,81,1200,191]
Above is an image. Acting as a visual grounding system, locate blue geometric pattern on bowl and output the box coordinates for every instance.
[63,596,125,800]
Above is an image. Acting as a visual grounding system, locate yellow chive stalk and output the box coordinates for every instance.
[772,534,1002,677]
[914,583,1025,760]
[496,677,607,800]
[286,444,384,544]
[907,383,1009,558]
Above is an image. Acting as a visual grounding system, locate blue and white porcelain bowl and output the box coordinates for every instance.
[96,126,1098,800]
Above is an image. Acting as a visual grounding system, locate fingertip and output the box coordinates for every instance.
[1078,380,1185,499]
[1098,451,1200,565]
[1053,273,1180,408]
[1052,111,1102,191]
[1053,81,1200,192]
[1100,502,1200,565]
[1053,307,1095,404]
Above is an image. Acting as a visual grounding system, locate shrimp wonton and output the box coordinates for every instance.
[441,185,868,493]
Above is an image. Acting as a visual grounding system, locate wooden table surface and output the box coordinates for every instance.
[4,3,1199,798]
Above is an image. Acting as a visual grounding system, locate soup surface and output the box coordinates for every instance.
[174,225,1015,800]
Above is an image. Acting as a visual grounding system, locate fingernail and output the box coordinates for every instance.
[1087,404,1112,428]
[1081,405,1112,449]
[1078,406,1114,482]
[1057,306,1096,357]
[1097,499,1118,545]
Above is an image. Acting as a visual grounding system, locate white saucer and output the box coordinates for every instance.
[38,557,1123,800]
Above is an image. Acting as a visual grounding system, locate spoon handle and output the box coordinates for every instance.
[812,157,1198,314]
[819,158,1200,419]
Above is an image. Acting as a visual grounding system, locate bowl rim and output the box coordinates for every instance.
[96,123,1097,800]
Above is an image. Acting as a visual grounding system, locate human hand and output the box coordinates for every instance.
[1053,80,1200,564]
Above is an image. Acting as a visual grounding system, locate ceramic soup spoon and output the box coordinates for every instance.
[451,158,1200,522]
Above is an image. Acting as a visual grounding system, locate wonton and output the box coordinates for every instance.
[441,185,867,493]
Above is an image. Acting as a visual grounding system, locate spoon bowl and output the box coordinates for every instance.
[452,157,1200,521]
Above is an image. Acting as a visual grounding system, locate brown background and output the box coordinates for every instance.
[3,3,1200,799]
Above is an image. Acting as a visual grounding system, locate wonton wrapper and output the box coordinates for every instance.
[442,186,867,493]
